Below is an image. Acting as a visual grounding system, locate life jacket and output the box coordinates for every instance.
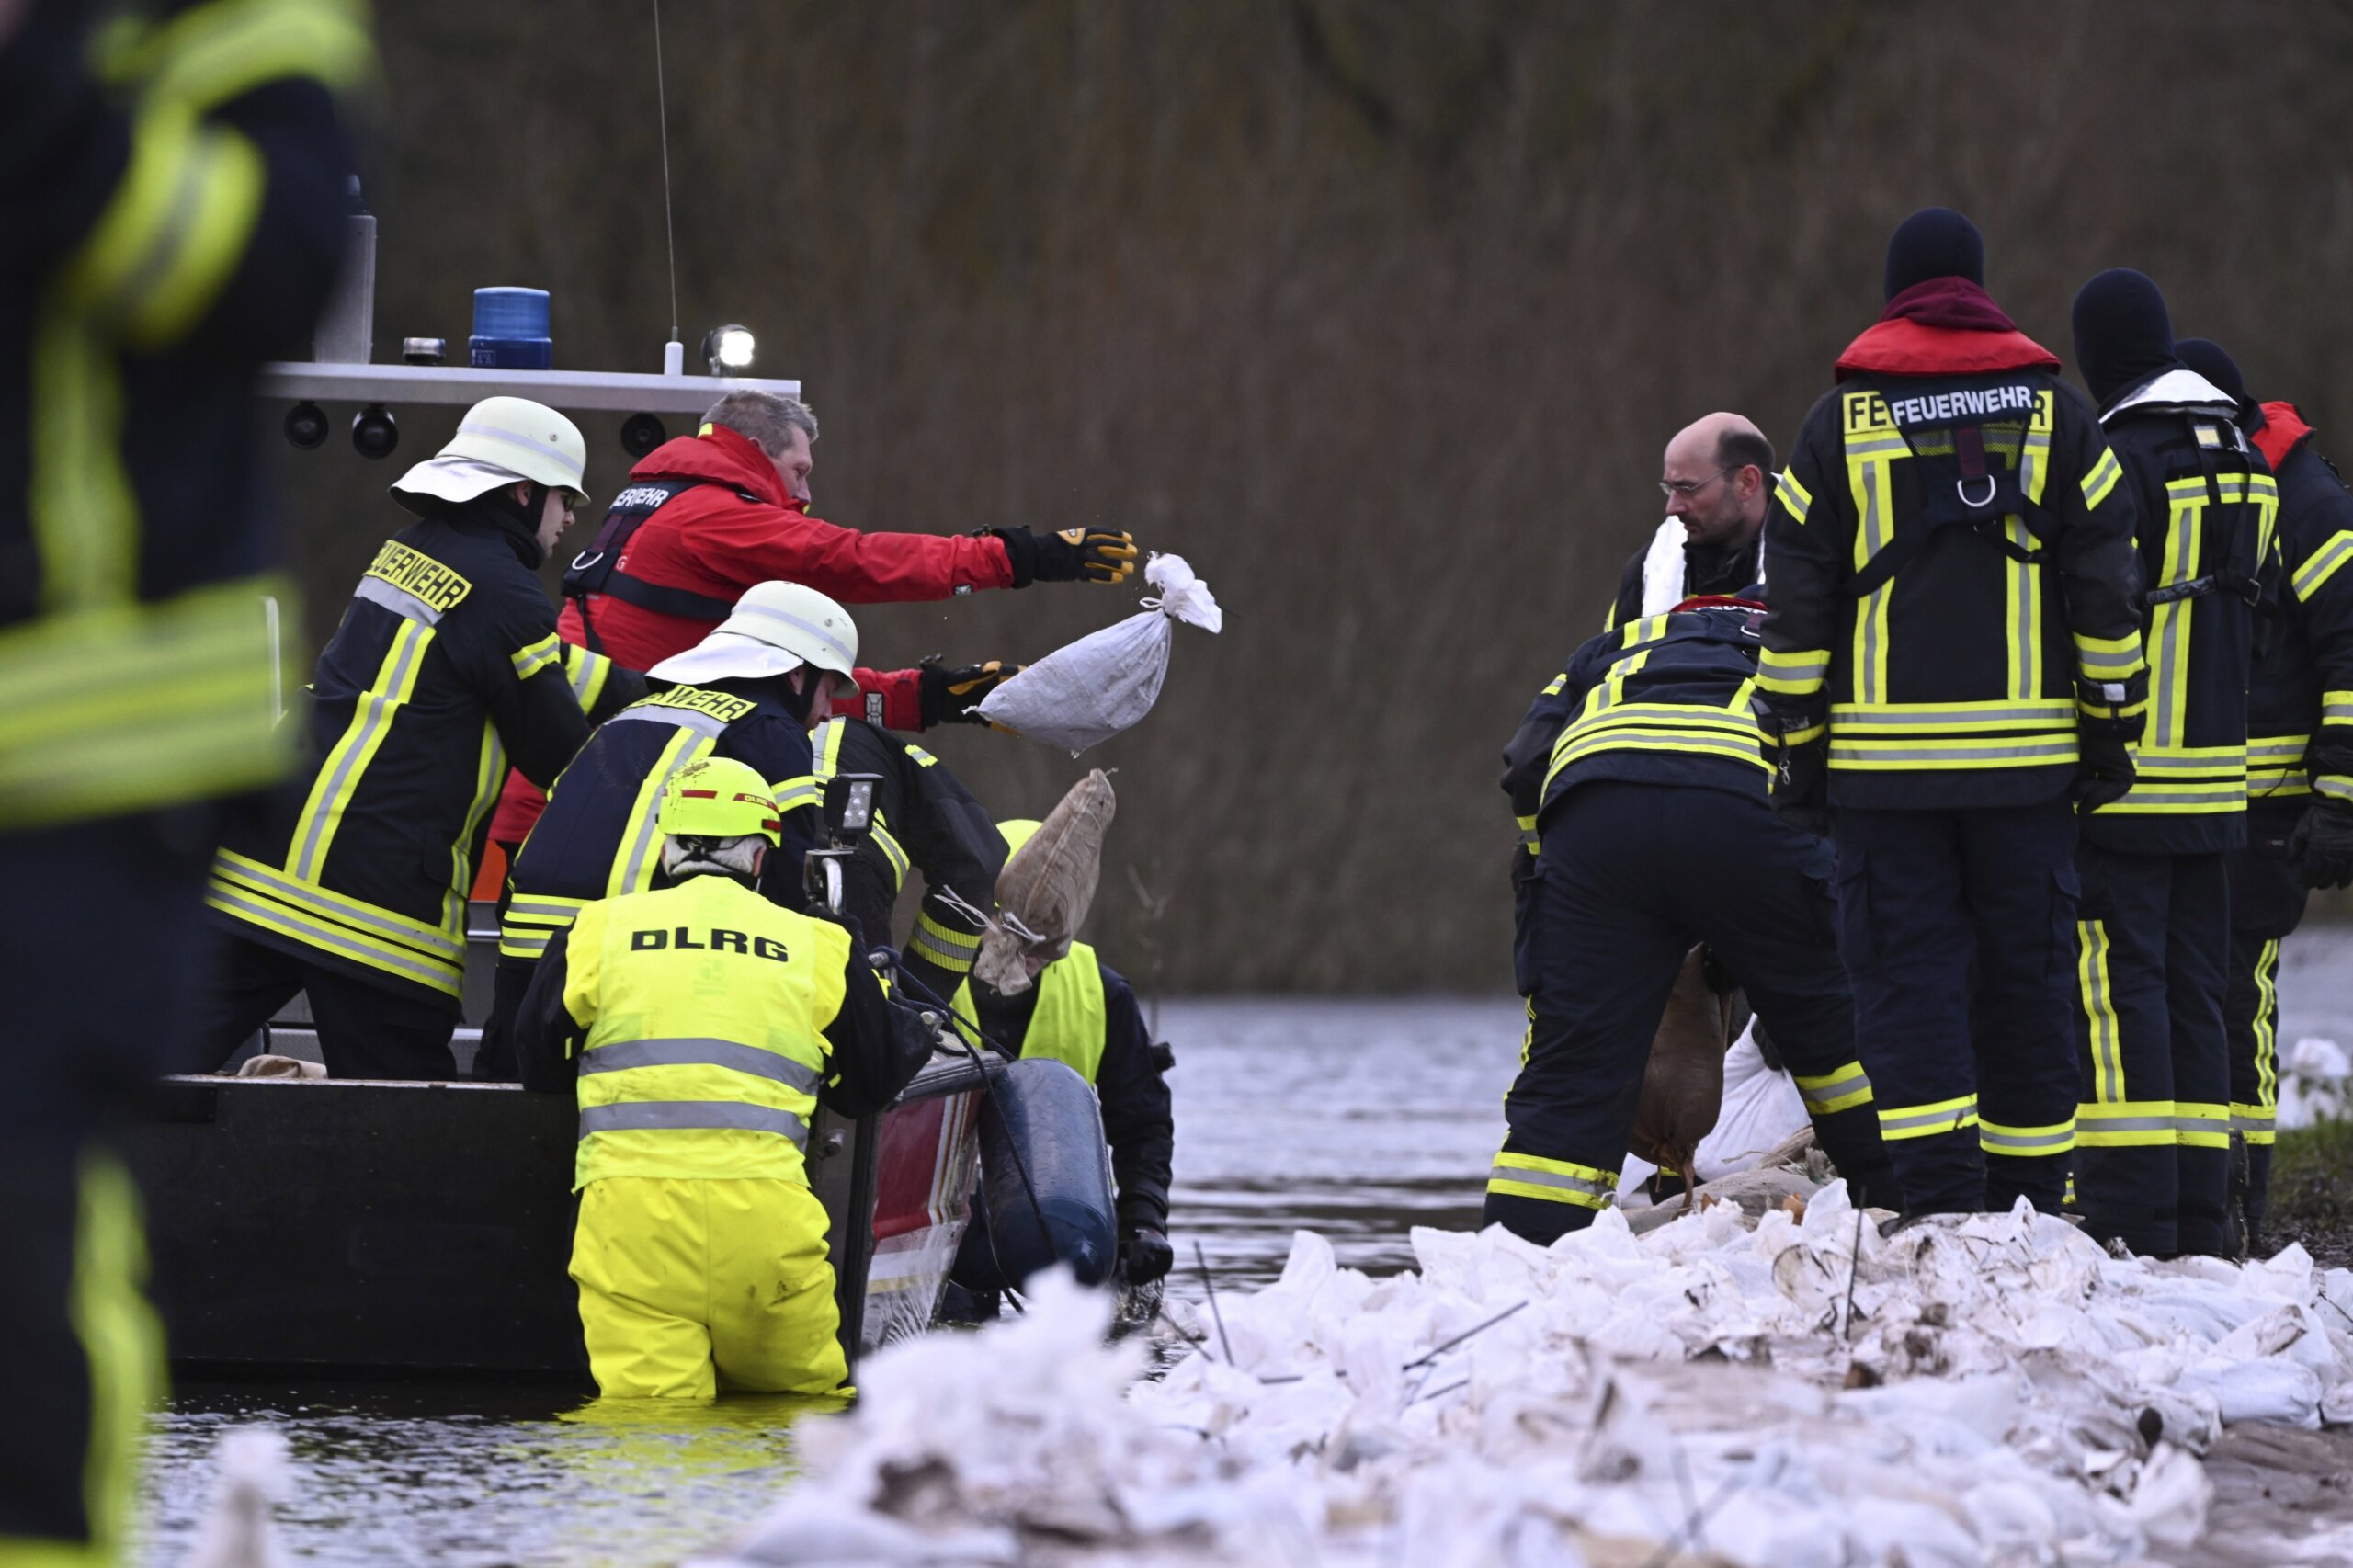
[955,940,1109,1083]
[561,477,763,653]
[565,874,849,1188]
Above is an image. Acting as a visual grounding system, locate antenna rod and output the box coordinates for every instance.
[654,0,679,345]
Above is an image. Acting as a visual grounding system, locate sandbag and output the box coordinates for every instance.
[235,1053,325,1080]
[973,770,1115,994]
[975,553,1221,754]
[1627,945,1734,1178]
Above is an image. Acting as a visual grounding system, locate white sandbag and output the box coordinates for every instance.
[2278,1035,2350,1131]
[1622,1021,1812,1192]
[235,1053,326,1080]
[976,553,1221,754]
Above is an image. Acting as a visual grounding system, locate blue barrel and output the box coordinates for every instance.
[961,1058,1115,1289]
[469,287,551,369]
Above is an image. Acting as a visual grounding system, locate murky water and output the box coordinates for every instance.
[139,934,2353,1564]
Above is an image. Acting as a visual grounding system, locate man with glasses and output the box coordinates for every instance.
[1605,414,1777,631]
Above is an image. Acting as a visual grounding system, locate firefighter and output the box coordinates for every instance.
[2171,336,2348,1249]
[1483,597,1901,1242]
[476,582,859,1081]
[808,713,1007,1004]
[953,820,1176,1293]
[193,398,631,1080]
[0,0,371,1556]
[511,757,930,1398]
[2063,274,2279,1258]
[1757,209,2148,1223]
[487,387,1134,850]
[1605,414,1776,631]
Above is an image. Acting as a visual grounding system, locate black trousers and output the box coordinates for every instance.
[188,927,459,1079]
[1485,781,1898,1245]
[1834,801,2081,1218]
[0,819,205,1551]
[2225,808,2309,1249]
[2073,843,2232,1257]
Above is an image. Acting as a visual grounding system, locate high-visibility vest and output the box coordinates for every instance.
[562,874,847,1188]
[956,940,1108,1084]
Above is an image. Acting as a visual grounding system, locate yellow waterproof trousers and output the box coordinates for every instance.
[570,1176,846,1399]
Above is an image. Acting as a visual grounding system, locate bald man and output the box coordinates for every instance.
[1606,415,1775,631]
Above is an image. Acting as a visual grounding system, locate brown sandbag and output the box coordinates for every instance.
[972,769,1117,994]
[1626,945,1735,1179]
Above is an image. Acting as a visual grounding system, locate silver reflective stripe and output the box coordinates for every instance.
[2116,789,2247,807]
[291,622,430,878]
[1830,704,2071,728]
[578,1100,809,1146]
[1858,461,1885,705]
[2083,1115,2174,1134]
[1829,739,2075,764]
[608,704,731,738]
[2233,1111,2276,1131]
[354,574,445,627]
[1980,1126,2073,1153]
[506,896,586,923]
[1878,1103,1975,1135]
[579,1037,824,1095]
[1486,1162,1610,1198]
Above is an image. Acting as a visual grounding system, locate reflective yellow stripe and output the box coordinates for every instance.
[2249,735,2312,799]
[1515,812,1540,857]
[2321,776,2353,804]
[1793,1062,1872,1115]
[2105,744,2248,813]
[288,617,434,881]
[98,0,378,114]
[64,1150,164,1565]
[1877,1096,1977,1141]
[63,117,265,348]
[1756,645,1829,696]
[870,818,911,885]
[1828,735,2078,769]
[448,720,506,935]
[769,773,821,814]
[1774,467,1812,524]
[2077,920,2122,1104]
[1979,1119,2075,1155]
[811,718,847,778]
[563,643,612,710]
[609,726,714,896]
[1540,672,1566,698]
[1846,417,1900,706]
[1487,1150,1618,1208]
[2003,394,2055,701]
[2254,937,2279,1133]
[2080,448,2124,510]
[911,911,982,974]
[2294,531,2353,600]
[210,849,465,995]
[1830,699,2075,733]
[510,631,563,680]
[2325,691,2353,726]
[2175,1101,2230,1150]
[2074,1099,2178,1147]
[904,744,938,768]
[2147,482,2204,750]
[0,574,298,828]
[2071,630,2144,682]
[1620,616,1669,650]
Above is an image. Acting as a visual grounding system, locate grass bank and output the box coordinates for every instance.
[2270,1118,2353,1270]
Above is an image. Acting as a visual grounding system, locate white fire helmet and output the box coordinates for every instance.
[390,396,590,517]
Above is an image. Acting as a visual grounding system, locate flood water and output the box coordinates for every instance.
[138,932,2353,1564]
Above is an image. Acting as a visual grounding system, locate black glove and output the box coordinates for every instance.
[2290,799,2353,889]
[918,654,1022,728]
[2073,729,2137,812]
[984,526,1139,586]
[1118,1224,1173,1285]
[1769,733,1830,835]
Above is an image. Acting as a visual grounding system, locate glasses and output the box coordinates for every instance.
[1659,466,1734,501]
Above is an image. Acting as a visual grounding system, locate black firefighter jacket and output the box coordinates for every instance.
[2246,403,2353,820]
[2084,369,2282,857]
[210,503,631,1009]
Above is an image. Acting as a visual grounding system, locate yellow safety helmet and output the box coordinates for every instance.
[657,756,782,846]
[996,818,1042,857]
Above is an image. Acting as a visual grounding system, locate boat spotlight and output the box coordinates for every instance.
[620,412,667,458]
[283,402,328,449]
[350,403,399,460]
[701,324,755,376]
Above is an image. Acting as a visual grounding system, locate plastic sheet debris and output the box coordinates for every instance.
[1624,1023,1812,1197]
[693,1194,2353,1566]
[2279,1036,2350,1131]
[977,553,1221,755]
[972,770,1114,995]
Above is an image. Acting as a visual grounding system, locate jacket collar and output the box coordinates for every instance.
[631,424,790,507]
[2097,367,2238,426]
[1835,278,2061,381]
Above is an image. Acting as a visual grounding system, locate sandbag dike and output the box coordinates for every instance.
[693,1188,2353,1568]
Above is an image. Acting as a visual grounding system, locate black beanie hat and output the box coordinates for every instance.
[2072,268,2178,408]
[2174,337,2248,407]
[1883,207,1985,301]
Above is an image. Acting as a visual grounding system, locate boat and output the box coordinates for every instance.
[130,904,993,1380]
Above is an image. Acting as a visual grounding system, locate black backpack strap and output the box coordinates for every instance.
[1842,399,2058,600]
[563,478,759,630]
[2142,415,2265,609]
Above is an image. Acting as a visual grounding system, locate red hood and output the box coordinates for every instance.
[1835,278,2062,381]
[2253,400,2313,472]
[631,424,790,507]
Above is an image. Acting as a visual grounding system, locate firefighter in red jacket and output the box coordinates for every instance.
[488,389,1139,848]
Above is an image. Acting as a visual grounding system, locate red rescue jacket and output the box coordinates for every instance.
[488,425,1018,846]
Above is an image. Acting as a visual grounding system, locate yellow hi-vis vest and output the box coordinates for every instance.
[955,940,1108,1083]
[561,874,849,1189]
